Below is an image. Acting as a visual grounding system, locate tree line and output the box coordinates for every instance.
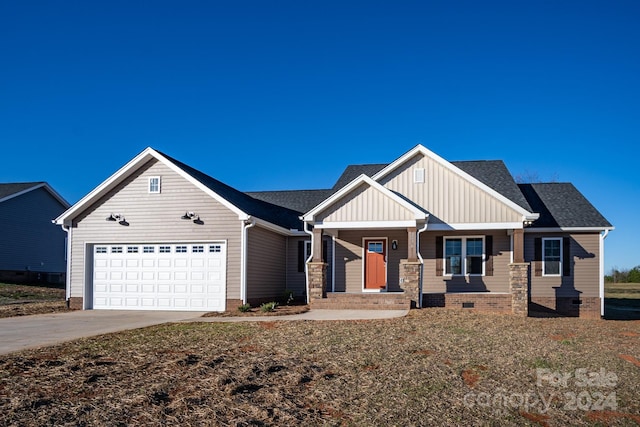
[605,266,640,283]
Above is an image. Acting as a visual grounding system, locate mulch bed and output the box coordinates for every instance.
[1,309,638,426]
[202,304,309,317]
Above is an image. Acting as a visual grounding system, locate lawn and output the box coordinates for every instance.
[605,282,640,320]
[0,283,67,318]
[1,309,638,426]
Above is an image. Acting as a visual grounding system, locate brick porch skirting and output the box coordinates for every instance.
[423,293,512,314]
[530,296,601,319]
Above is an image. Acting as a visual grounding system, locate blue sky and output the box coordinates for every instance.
[1,1,638,272]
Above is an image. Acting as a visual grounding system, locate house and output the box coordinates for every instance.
[0,182,70,284]
[54,145,613,318]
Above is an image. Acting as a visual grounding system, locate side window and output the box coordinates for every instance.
[148,176,161,194]
[543,238,562,276]
[445,239,462,275]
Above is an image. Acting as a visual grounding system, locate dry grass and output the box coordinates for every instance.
[203,304,309,318]
[1,309,639,426]
[0,283,68,318]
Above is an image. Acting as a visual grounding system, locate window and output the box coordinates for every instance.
[209,245,221,253]
[192,245,204,253]
[367,241,384,253]
[111,246,123,253]
[543,238,562,276]
[176,246,187,253]
[159,246,171,253]
[143,246,155,253]
[444,237,484,276]
[148,176,161,194]
[95,246,107,254]
[414,168,425,183]
[127,246,139,253]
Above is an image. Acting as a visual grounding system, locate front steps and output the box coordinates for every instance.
[310,292,411,310]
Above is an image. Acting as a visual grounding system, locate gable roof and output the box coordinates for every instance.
[519,183,613,230]
[303,174,429,224]
[54,148,303,232]
[246,189,334,214]
[332,164,388,190]
[0,182,69,207]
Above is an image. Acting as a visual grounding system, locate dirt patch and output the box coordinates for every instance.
[0,301,70,318]
[0,309,638,426]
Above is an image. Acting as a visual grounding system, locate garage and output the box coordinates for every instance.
[92,242,226,311]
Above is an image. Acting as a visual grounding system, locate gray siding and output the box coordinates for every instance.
[286,236,333,297]
[246,225,286,301]
[69,159,243,300]
[420,230,512,293]
[525,232,600,298]
[334,229,407,293]
[379,153,524,224]
[0,187,67,273]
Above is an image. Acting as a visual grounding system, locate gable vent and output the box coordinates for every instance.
[414,168,425,183]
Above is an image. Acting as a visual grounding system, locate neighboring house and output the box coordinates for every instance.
[55,145,612,318]
[0,182,70,284]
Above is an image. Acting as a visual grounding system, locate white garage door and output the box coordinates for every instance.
[92,243,226,311]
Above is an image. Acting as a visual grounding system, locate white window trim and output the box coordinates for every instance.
[542,237,562,277]
[443,235,485,277]
[304,240,312,262]
[148,176,161,194]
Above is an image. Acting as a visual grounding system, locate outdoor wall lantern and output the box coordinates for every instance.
[181,211,203,225]
[391,240,398,250]
[105,213,128,226]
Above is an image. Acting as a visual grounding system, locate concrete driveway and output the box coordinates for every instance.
[0,310,205,355]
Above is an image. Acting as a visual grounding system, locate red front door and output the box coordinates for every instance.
[365,240,386,290]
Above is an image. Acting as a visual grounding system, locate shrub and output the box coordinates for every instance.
[260,301,278,313]
[282,290,294,305]
[237,303,251,313]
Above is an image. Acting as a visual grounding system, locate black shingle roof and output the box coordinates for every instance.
[246,189,334,214]
[158,152,304,230]
[0,182,44,200]
[518,183,612,228]
[332,164,388,190]
[453,160,532,211]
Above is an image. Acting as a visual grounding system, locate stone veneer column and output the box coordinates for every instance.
[400,259,422,308]
[509,263,529,316]
[307,262,327,300]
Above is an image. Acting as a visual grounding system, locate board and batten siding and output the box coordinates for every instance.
[0,187,67,273]
[68,159,243,301]
[379,153,523,224]
[315,183,417,223]
[246,225,286,302]
[525,233,600,298]
[420,231,512,293]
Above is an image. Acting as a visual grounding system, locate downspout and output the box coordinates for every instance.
[600,229,610,317]
[416,221,429,309]
[303,221,314,304]
[240,217,256,305]
[62,224,72,307]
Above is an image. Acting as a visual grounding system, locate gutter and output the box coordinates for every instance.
[240,217,256,304]
[415,220,429,308]
[302,221,314,304]
[62,224,72,305]
[600,229,611,317]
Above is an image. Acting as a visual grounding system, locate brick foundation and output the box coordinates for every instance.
[225,299,244,311]
[68,297,83,310]
[400,260,421,308]
[422,293,512,314]
[307,262,327,300]
[530,296,601,319]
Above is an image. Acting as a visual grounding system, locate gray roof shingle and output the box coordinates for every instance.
[246,189,334,214]
[0,182,44,201]
[518,183,612,228]
[158,152,304,230]
[332,164,388,190]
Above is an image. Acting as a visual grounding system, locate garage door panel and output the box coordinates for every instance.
[93,242,226,311]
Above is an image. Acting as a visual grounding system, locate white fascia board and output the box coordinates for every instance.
[428,222,524,231]
[372,144,536,219]
[55,147,249,225]
[524,227,615,233]
[302,174,427,222]
[314,220,418,229]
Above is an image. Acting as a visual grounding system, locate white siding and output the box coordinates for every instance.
[69,159,242,301]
